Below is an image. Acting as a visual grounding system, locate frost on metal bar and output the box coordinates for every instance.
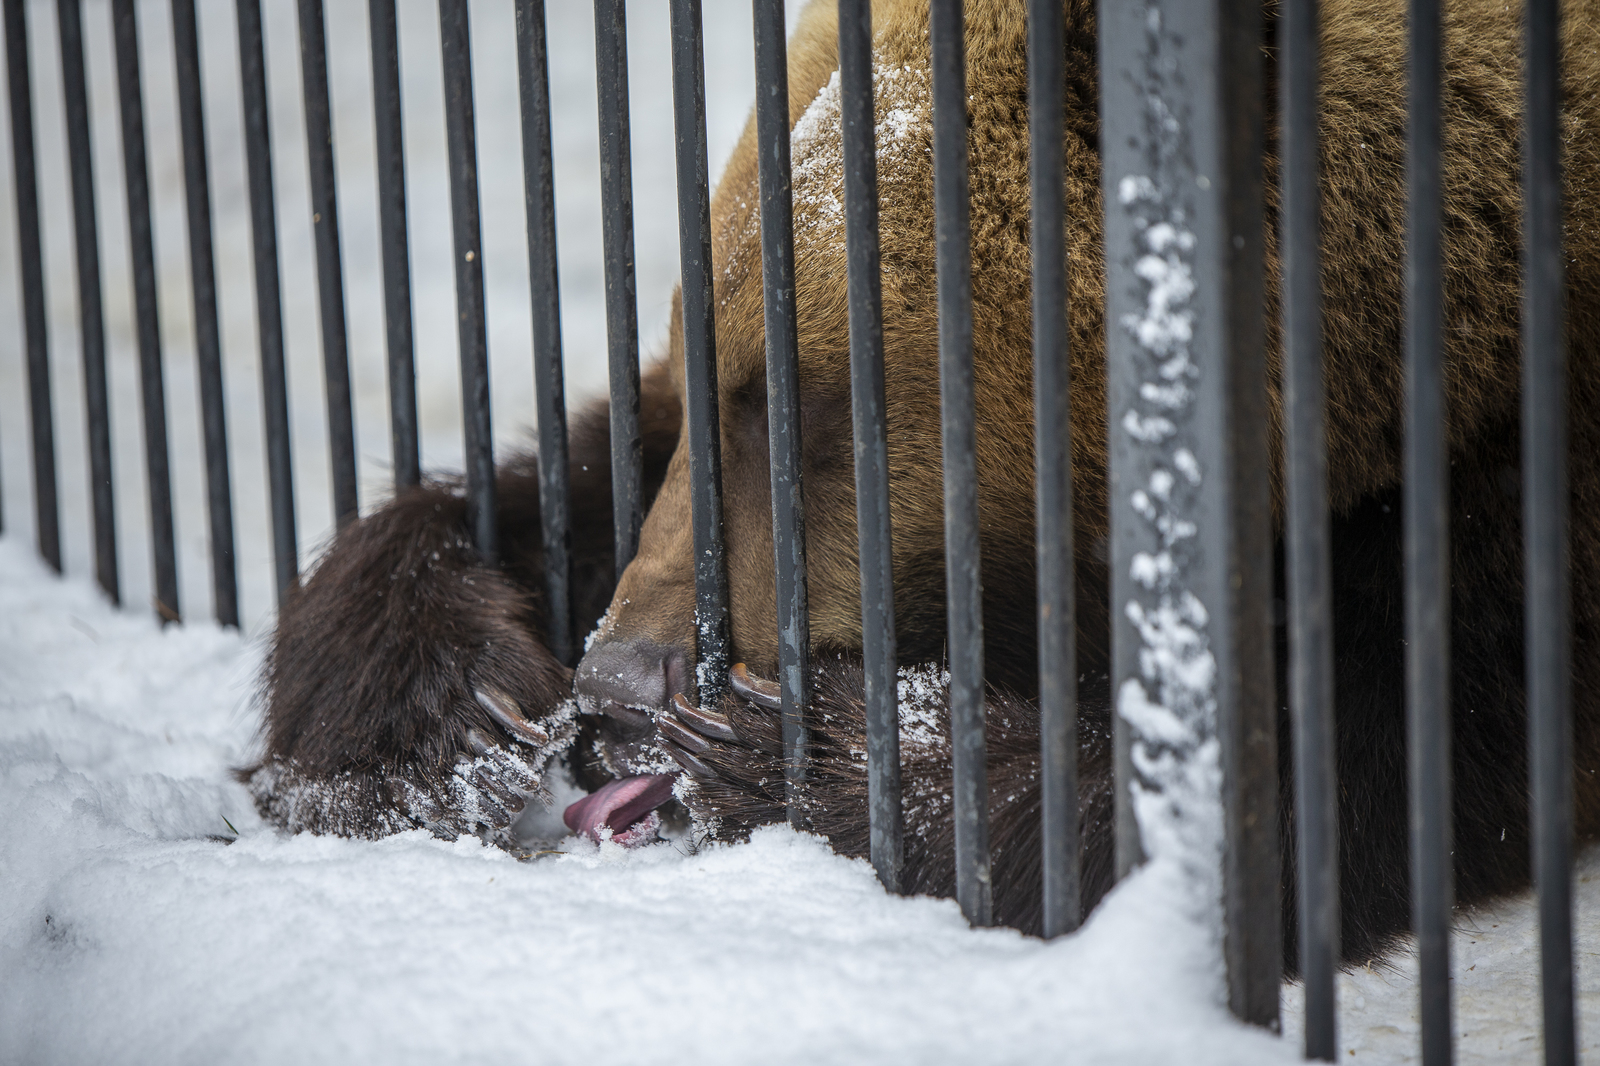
[1098,0,1279,1028]
[668,0,731,710]
[752,0,811,825]
[837,0,902,894]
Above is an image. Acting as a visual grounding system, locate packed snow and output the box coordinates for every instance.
[5,538,1600,1064]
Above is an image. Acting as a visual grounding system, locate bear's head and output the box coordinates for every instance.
[574,0,1107,776]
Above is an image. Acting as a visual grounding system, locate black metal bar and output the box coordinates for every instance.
[438,0,495,564]
[238,0,298,598]
[172,0,239,627]
[838,0,901,894]
[1219,0,1280,1029]
[112,0,179,623]
[1522,0,1573,1061]
[668,0,730,710]
[592,0,642,577]
[1282,0,1337,1054]
[368,0,419,491]
[753,0,810,825]
[4,0,60,573]
[297,0,357,529]
[515,0,574,667]
[1028,0,1077,939]
[931,0,991,929]
[1405,0,1453,1058]
[56,0,118,605]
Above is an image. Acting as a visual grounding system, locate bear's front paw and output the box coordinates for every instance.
[658,664,812,839]
[247,691,579,843]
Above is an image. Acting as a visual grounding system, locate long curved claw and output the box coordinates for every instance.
[663,739,717,780]
[476,686,552,747]
[730,663,782,710]
[658,713,712,755]
[671,692,740,741]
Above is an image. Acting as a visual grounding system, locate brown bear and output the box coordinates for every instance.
[247,0,1600,968]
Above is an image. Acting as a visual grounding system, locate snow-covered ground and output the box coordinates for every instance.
[4,1,1599,1062]
[4,543,1600,1064]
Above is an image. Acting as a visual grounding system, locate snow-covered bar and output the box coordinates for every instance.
[1098,0,1282,1032]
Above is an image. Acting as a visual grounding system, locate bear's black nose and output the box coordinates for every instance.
[573,638,689,738]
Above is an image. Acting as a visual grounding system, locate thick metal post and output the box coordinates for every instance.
[515,0,574,667]
[3,0,60,572]
[112,0,179,622]
[1029,0,1079,939]
[1404,0,1454,1060]
[1281,0,1338,1056]
[57,0,119,605]
[369,0,420,491]
[668,0,731,710]
[838,0,902,894]
[237,0,298,598]
[172,0,239,628]
[592,0,642,576]
[931,0,991,929]
[438,0,496,564]
[297,0,357,528]
[1098,0,1279,1028]
[1521,0,1574,1061]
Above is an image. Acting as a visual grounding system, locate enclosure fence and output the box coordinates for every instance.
[0,0,1574,1062]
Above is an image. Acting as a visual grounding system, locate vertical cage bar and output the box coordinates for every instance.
[438,0,495,564]
[1029,0,1078,938]
[1405,0,1453,1059]
[1522,0,1573,1061]
[931,0,991,929]
[112,0,179,622]
[1282,0,1338,1054]
[297,0,357,528]
[838,0,901,894]
[1099,0,1278,1026]
[668,0,730,710]
[56,0,119,605]
[592,0,641,576]
[369,0,419,491]
[514,0,574,667]
[237,0,298,597]
[3,0,60,573]
[753,0,810,824]
[172,0,238,627]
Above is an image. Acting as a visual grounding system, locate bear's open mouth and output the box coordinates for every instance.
[562,773,676,847]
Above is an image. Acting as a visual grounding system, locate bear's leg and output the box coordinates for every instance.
[247,364,683,841]
[661,657,1118,934]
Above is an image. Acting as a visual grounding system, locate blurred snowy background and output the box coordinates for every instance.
[0,0,777,635]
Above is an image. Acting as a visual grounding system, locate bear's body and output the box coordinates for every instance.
[249,0,1600,965]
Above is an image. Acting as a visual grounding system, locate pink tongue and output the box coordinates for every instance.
[563,774,677,843]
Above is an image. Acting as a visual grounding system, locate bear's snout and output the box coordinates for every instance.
[574,638,694,773]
